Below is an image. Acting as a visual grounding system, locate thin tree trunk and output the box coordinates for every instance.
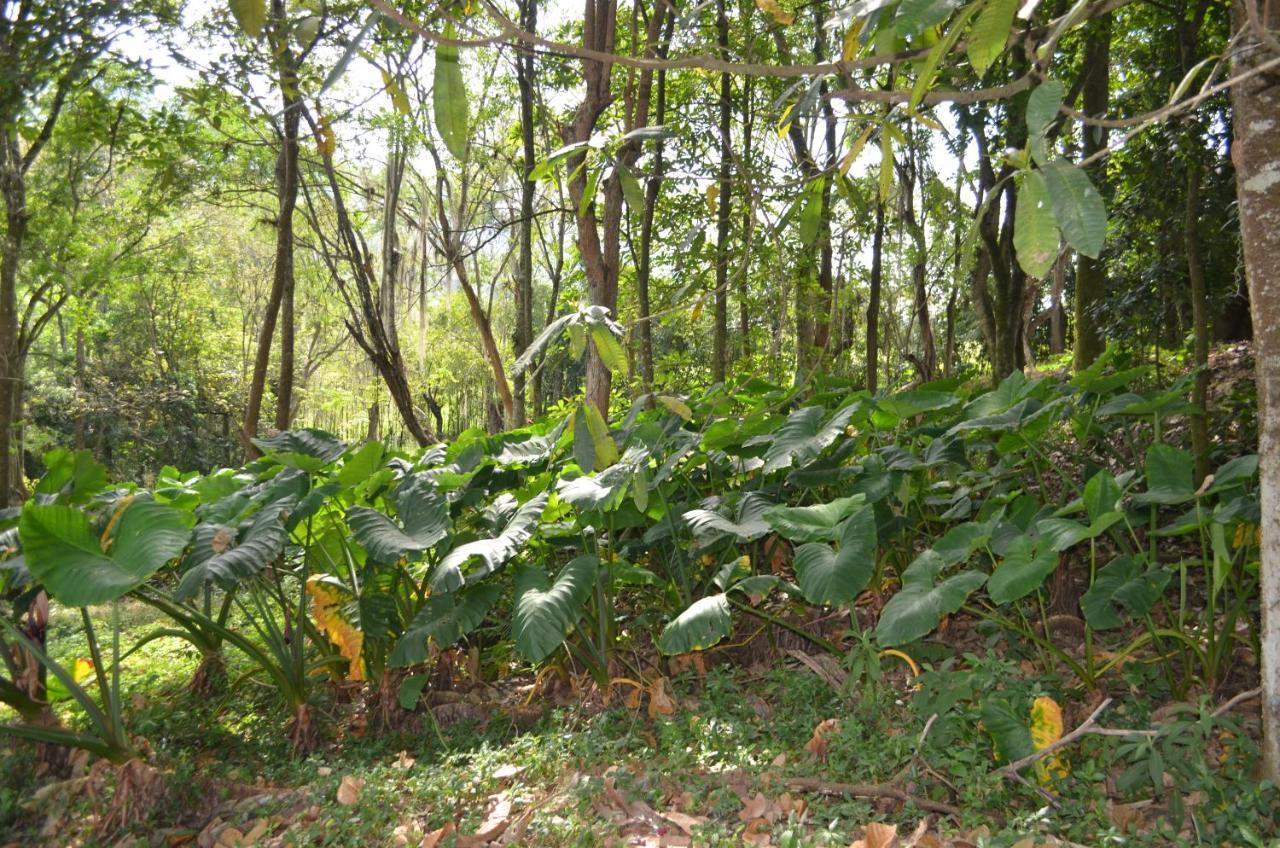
[1228,0,1280,778]
[738,74,754,359]
[1187,159,1210,484]
[712,0,731,383]
[1049,248,1067,355]
[0,128,29,506]
[514,0,538,425]
[1072,13,1111,370]
[866,201,884,393]
[74,328,86,450]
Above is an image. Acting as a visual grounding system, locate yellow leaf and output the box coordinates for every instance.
[307,576,365,681]
[690,297,704,322]
[316,115,336,158]
[842,22,863,63]
[755,0,795,25]
[335,774,364,806]
[73,658,95,684]
[1029,695,1068,783]
[705,183,719,216]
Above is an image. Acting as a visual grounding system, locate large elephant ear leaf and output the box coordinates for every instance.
[658,594,733,655]
[21,498,193,607]
[792,504,878,605]
[513,555,599,662]
[1080,555,1170,630]
[252,428,347,471]
[763,494,865,543]
[987,537,1059,605]
[175,500,294,600]
[347,479,449,563]
[431,493,548,592]
[875,551,986,646]
[389,583,501,667]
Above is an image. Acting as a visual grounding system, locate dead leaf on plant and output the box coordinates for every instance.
[803,718,840,760]
[392,750,416,770]
[456,793,512,845]
[849,821,897,848]
[419,821,455,847]
[648,676,677,719]
[335,775,363,806]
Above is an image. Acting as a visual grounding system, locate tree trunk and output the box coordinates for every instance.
[866,201,884,393]
[74,327,86,450]
[902,150,936,383]
[1229,0,1280,780]
[1186,159,1211,484]
[1072,13,1111,371]
[514,0,538,425]
[739,74,754,360]
[1049,248,1067,355]
[712,0,731,384]
[0,128,29,506]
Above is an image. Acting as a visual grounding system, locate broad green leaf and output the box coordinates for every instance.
[390,583,501,666]
[513,555,599,662]
[909,1,981,111]
[431,493,548,591]
[982,696,1035,763]
[1014,170,1058,277]
[968,0,1018,73]
[1026,80,1063,164]
[1080,555,1170,630]
[252,428,346,471]
[1132,443,1194,505]
[655,395,694,420]
[1083,470,1122,523]
[763,495,866,543]
[1208,454,1258,493]
[876,551,986,646]
[684,492,774,543]
[764,404,857,473]
[347,478,448,562]
[176,500,293,600]
[793,505,878,605]
[337,441,385,487]
[34,449,108,505]
[579,403,620,471]
[932,520,993,565]
[987,537,1058,604]
[658,594,733,654]
[433,24,469,160]
[229,0,266,38]
[398,673,429,709]
[1036,513,1121,551]
[590,324,629,374]
[895,0,961,38]
[1041,158,1107,258]
[797,179,825,246]
[21,499,193,607]
[618,165,645,211]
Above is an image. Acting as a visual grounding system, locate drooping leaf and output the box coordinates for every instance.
[590,323,629,374]
[792,505,878,605]
[306,577,364,681]
[764,404,857,473]
[176,500,294,600]
[1025,80,1064,164]
[658,593,733,654]
[763,495,866,543]
[1014,170,1059,277]
[431,493,548,591]
[1132,443,1195,505]
[229,0,266,38]
[987,537,1059,604]
[684,492,774,543]
[390,583,501,666]
[513,555,599,662]
[1080,555,1170,630]
[909,1,980,111]
[34,449,108,505]
[1041,158,1107,258]
[573,403,620,473]
[876,550,986,646]
[252,429,347,471]
[967,0,1018,73]
[433,24,469,160]
[1029,696,1068,782]
[21,498,193,607]
[347,479,449,563]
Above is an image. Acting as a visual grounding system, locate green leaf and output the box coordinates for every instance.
[390,584,501,666]
[1133,444,1195,505]
[398,673,429,709]
[568,322,588,360]
[683,493,774,543]
[968,0,1018,73]
[433,24,470,160]
[876,551,986,646]
[176,500,293,600]
[1083,470,1122,523]
[658,594,733,654]
[590,324,629,374]
[252,429,347,471]
[879,128,894,201]
[1026,80,1064,164]
[34,449,108,505]
[895,0,961,38]
[987,537,1058,604]
[764,495,866,543]
[337,441,385,487]
[1080,555,1170,630]
[229,0,266,38]
[982,696,1035,763]
[764,404,857,473]
[1014,170,1059,277]
[797,179,825,246]
[618,165,646,211]
[574,403,619,473]
[655,395,694,420]
[910,1,981,111]
[793,505,878,605]
[513,555,599,662]
[1041,158,1107,258]
[1037,513,1122,551]
[21,499,193,607]
[431,493,548,591]
[347,479,449,562]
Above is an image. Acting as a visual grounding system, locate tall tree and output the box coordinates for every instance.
[513,0,537,425]
[712,0,732,383]
[1072,14,1111,370]
[1229,0,1280,780]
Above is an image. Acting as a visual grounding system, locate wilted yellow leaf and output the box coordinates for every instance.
[705,183,719,216]
[307,576,365,681]
[755,0,795,25]
[1029,695,1068,783]
[648,675,677,718]
[336,774,364,806]
[316,115,337,158]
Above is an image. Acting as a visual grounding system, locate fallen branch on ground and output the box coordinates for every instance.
[784,777,961,816]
